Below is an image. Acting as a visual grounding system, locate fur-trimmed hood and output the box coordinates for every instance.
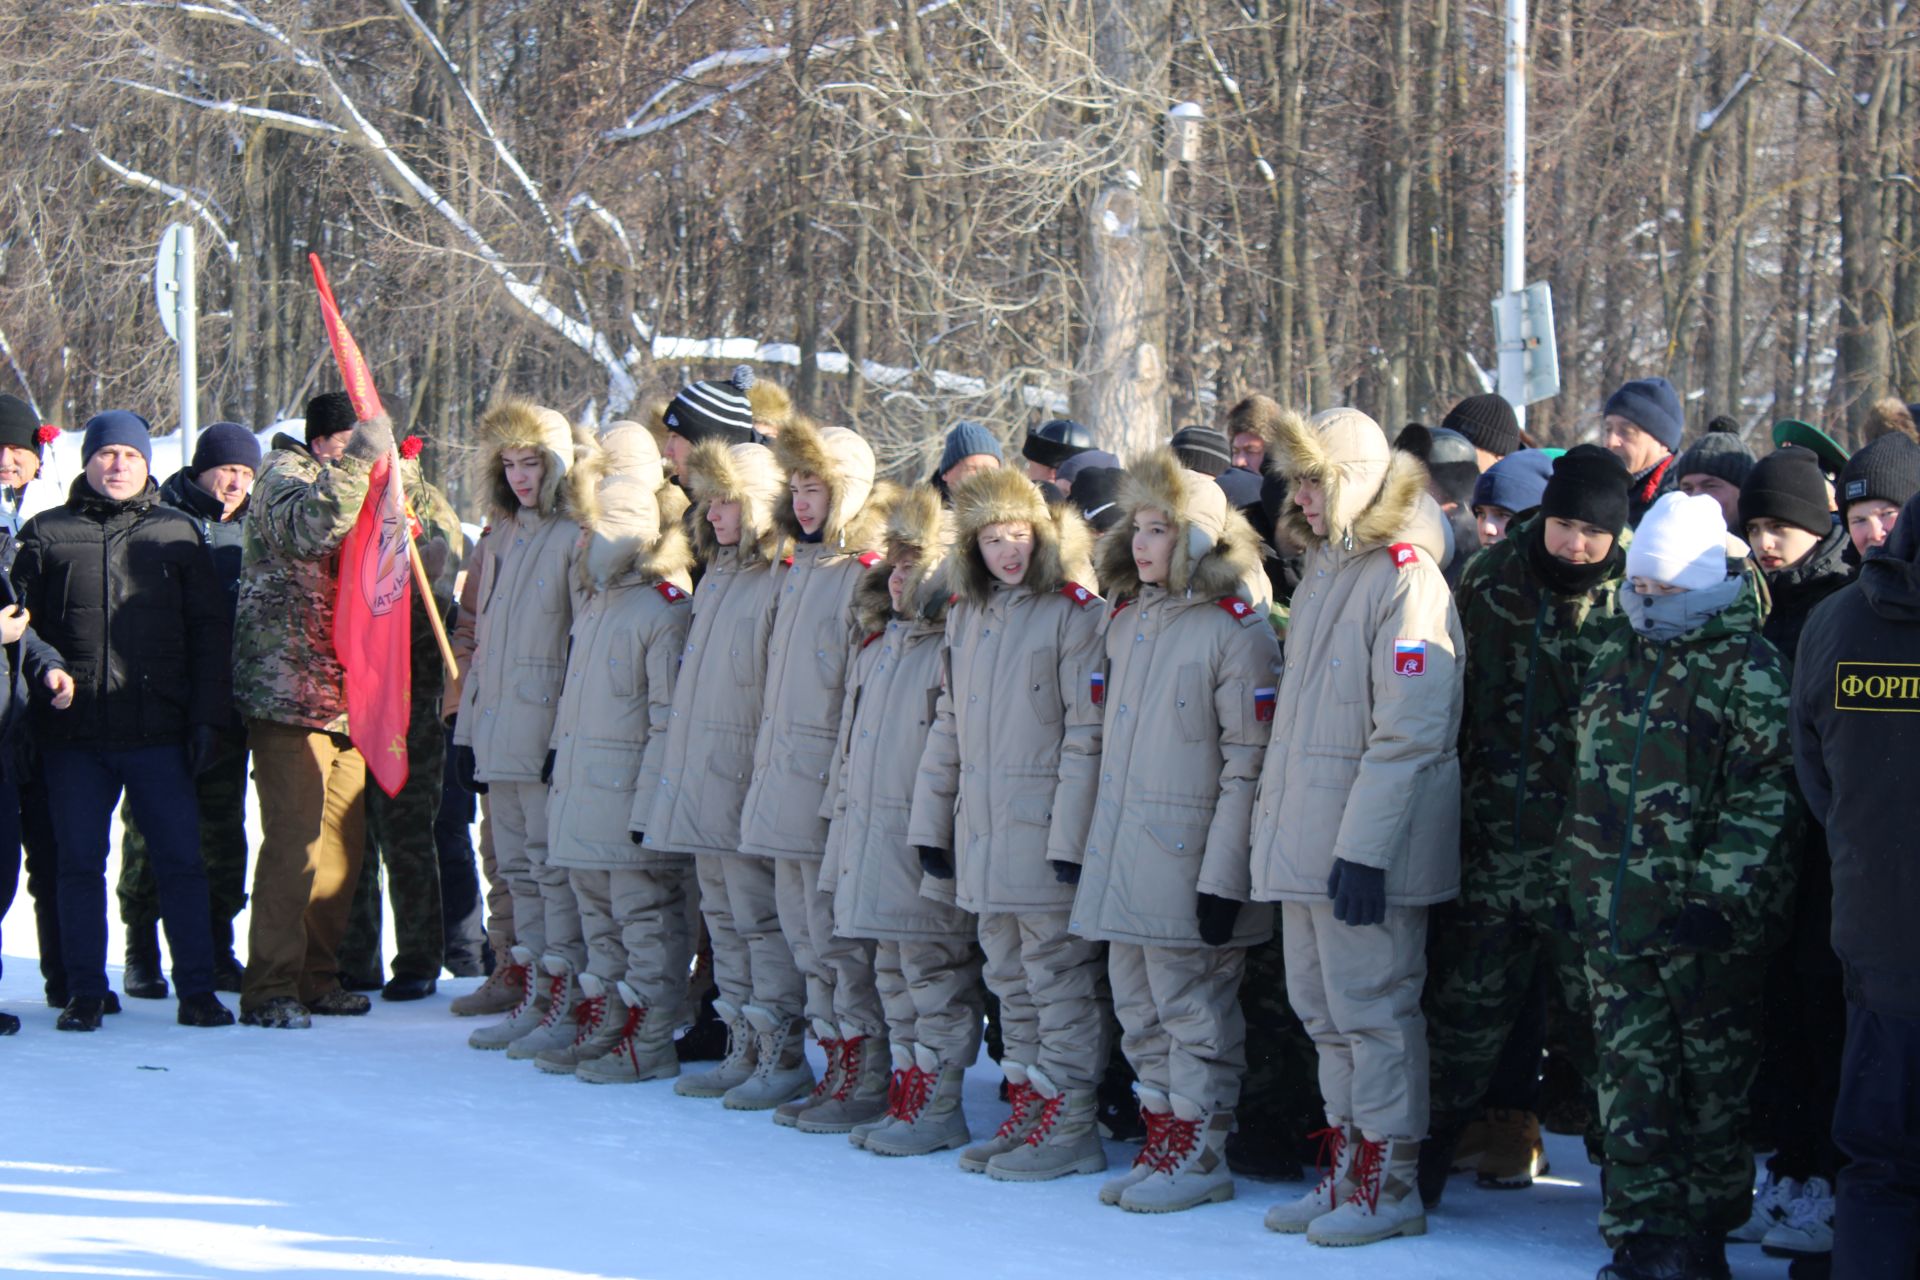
[1094,449,1267,604]
[474,398,596,523]
[772,417,885,551]
[855,483,956,634]
[1264,405,1447,562]
[948,466,1096,606]
[578,423,693,592]
[683,439,785,567]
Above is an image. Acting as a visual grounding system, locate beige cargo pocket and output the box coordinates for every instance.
[1027,647,1062,726]
[1173,663,1209,741]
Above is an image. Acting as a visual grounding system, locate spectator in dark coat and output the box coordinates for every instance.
[0,586,72,1036]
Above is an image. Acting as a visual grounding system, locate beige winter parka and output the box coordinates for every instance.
[736,419,894,860]
[547,426,695,871]
[641,440,788,855]
[907,468,1105,914]
[821,486,975,941]
[454,400,598,783]
[1068,452,1282,948]
[1248,407,1465,906]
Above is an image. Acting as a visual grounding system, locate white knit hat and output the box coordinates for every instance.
[1627,491,1733,591]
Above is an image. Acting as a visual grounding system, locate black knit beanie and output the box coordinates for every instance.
[1440,393,1521,459]
[1540,444,1630,537]
[0,394,42,454]
[306,391,357,445]
[664,367,757,447]
[1839,433,1920,513]
[1738,446,1830,537]
[1169,426,1231,476]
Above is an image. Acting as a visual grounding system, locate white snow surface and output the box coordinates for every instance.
[2,799,1795,1279]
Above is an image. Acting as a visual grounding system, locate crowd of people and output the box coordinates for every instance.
[0,369,1916,1280]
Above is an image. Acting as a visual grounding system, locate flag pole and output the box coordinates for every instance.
[405,527,460,679]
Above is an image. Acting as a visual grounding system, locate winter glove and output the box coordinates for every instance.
[186,725,221,777]
[540,749,556,785]
[916,846,954,879]
[631,830,645,846]
[453,744,487,795]
[1327,858,1386,927]
[1669,902,1735,952]
[1196,893,1241,946]
[1051,860,1081,886]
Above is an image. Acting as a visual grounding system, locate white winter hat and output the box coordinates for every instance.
[1627,491,1734,591]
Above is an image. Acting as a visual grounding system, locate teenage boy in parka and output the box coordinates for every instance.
[644,439,799,1104]
[1069,451,1282,1214]
[1250,406,1464,1247]
[734,419,894,1126]
[1421,444,1631,1205]
[530,424,696,1082]
[1563,491,1794,1280]
[908,467,1109,1183]
[454,400,598,1055]
[817,485,983,1157]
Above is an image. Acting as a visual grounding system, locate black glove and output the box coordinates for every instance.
[453,744,487,794]
[1670,902,1735,952]
[916,846,954,879]
[1051,859,1081,885]
[1196,893,1241,946]
[631,830,645,846]
[1327,858,1386,927]
[186,725,220,777]
[540,749,556,785]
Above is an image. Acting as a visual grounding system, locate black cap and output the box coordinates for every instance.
[0,394,42,453]
[1169,426,1231,476]
[1540,443,1631,538]
[1440,393,1521,458]
[306,391,357,444]
[1023,418,1094,468]
[1069,466,1125,532]
[1739,446,1830,537]
[1839,433,1920,513]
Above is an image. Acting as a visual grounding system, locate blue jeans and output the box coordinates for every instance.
[44,744,214,999]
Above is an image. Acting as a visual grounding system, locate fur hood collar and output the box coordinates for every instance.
[577,423,694,592]
[947,467,1096,606]
[683,440,785,568]
[1264,405,1446,561]
[855,483,956,633]
[771,417,885,551]
[474,398,597,524]
[1094,450,1266,604]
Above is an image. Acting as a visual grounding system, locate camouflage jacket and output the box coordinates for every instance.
[232,431,377,732]
[1455,516,1625,915]
[1562,575,1796,957]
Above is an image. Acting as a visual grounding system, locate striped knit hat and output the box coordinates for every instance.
[663,366,757,447]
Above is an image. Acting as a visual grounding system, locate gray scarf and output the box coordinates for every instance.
[1618,573,1745,641]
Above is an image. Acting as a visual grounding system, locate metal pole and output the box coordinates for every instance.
[177,223,198,470]
[1499,0,1528,430]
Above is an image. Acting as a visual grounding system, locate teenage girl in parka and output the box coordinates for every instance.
[907,467,1109,1184]
[1070,449,1283,1214]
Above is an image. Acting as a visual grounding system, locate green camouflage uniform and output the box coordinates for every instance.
[1424,517,1623,1157]
[1562,573,1795,1246]
[340,463,463,984]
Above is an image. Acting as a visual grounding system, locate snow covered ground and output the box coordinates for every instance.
[2,818,1797,1280]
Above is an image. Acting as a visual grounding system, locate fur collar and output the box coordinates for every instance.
[1266,407,1431,554]
[473,398,597,525]
[1095,507,1267,604]
[947,467,1096,606]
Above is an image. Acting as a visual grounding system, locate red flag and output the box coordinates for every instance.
[312,253,411,796]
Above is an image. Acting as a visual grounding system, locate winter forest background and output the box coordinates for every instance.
[0,0,1912,512]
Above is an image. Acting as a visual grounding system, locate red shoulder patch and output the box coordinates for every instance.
[861,629,885,649]
[857,550,883,567]
[948,592,961,605]
[1061,582,1097,608]
[1215,596,1254,620]
[781,554,795,568]
[655,582,689,603]
[1389,542,1419,570]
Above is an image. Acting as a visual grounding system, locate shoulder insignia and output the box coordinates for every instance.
[1389,542,1419,570]
[861,629,885,649]
[1060,582,1096,608]
[949,592,961,605]
[655,582,689,604]
[1215,596,1256,623]
[857,550,883,568]
[781,554,795,568]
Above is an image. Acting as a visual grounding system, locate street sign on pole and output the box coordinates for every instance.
[154,224,184,343]
[1498,0,1529,428]
[153,223,197,467]
[1492,281,1560,406]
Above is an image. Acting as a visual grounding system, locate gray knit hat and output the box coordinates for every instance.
[1674,427,1756,490]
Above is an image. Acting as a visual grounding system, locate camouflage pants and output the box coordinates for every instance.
[1237,929,1326,1143]
[117,732,250,934]
[1587,948,1764,1245]
[1426,901,1601,1156]
[340,706,447,982]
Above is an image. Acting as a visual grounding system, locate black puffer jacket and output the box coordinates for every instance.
[159,468,248,624]
[13,477,230,749]
[1763,521,1854,664]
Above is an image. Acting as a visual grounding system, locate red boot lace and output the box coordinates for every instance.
[805,1038,842,1103]
[1345,1136,1387,1212]
[833,1035,867,1102]
[1150,1116,1202,1173]
[1307,1124,1348,1206]
[610,1004,645,1069]
[534,970,570,1029]
[993,1081,1036,1140]
[570,994,607,1046]
[893,1065,933,1123]
[1022,1092,1065,1146]
[506,964,536,1017]
[1133,1108,1174,1169]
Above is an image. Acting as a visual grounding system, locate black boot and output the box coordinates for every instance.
[381,975,438,1002]
[1596,1233,1692,1280]
[123,923,169,999]
[1418,1119,1465,1210]
[210,917,245,993]
[177,992,235,1027]
[674,988,730,1062]
[1685,1233,1730,1280]
[1223,1119,1306,1181]
[0,1010,19,1035]
[56,996,107,1032]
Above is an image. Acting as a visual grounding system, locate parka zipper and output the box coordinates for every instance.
[1606,644,1666,955]
[1509,598,1548,863]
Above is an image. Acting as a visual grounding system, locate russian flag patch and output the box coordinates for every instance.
[1390,542,1418,569]
[1090,671,1105,706]
[1254,687,1276,722]
[1393,639,1427,677]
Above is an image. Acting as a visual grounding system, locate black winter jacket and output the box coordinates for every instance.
[159,468,248,625]
[13,477,231,750]
[1763,522,1854,665]
[1791,493,1920,1016]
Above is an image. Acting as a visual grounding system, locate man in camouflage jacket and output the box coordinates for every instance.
[1562,491,1795,1280]
[1422,446,1630,1200]
[232,392,393,1028]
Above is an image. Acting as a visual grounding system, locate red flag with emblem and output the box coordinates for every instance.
[312,254,411,798]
